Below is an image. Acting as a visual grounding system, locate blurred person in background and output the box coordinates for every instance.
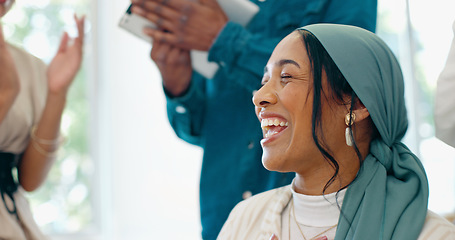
[0,0,85,238]
[435,20,455,148]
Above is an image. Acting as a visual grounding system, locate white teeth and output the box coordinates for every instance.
[261,118,289,128]
[274,119,280,126]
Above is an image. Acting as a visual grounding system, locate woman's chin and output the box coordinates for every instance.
[262,155,285,172]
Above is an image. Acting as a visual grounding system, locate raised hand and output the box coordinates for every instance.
[47,14,85,96]
[130,0,227,51]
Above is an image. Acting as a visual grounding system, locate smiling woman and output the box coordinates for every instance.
[217,24,455,240]
[254,30,371,196]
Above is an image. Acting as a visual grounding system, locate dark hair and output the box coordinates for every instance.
[297,29,365,194]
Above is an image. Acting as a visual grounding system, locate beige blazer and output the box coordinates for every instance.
[218,185,455,240]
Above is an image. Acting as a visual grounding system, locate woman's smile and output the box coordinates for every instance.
[260,116,289,144]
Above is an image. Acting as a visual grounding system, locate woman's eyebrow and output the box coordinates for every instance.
[278,59,301,68]
[264,59,301,74]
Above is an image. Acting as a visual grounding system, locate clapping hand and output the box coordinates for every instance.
[47,14,85,96]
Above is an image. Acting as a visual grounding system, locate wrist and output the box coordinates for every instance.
[46,80,70,99]
[46,90,67,106]
[163,78,191,97]
[30,125,65,157]
[163,83,189,97]
[46,71,75,98]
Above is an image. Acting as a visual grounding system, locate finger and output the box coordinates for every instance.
[151,41,172,64]
[150,32,163,57]
[314,237,328,240]
[177,48,190,66]
[131,0,180,21]
[269,234,279,240]
[199,0,222,9]
[134,0,192,12]
[57,32,70,53]
[143,27,161,42]
[143,27,184,49]
[74,14,86,47]
[166,45,183,65]
[131,6,177,32]
[153,49,171,66]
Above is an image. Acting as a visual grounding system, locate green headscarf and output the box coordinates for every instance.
[299,24,429,239]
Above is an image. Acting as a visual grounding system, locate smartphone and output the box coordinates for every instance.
[117,1,259,79]
[117,3,219,79]
[118,4,157,43]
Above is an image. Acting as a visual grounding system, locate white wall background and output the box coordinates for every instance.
[406,0,455,215]
[92,0,202,239]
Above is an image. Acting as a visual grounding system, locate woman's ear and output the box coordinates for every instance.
[344,98,370,123]
[352,103,370,122]
[353,107,370,122]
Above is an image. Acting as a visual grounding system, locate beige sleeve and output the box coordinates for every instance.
[217,198,248,240]
[418,210,455,240]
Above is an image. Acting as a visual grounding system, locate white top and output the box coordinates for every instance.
[435,20,455,147]
[218,184,455,240]
[281,183,346,240]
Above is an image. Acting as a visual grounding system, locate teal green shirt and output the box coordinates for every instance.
[165,1,377,239]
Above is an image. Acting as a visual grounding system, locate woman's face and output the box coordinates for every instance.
[0,0,15,18]
[253,32,346,174]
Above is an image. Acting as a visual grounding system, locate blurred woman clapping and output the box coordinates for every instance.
[0,1,85,238]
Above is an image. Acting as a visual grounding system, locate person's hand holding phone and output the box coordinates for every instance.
[130,0,228,51]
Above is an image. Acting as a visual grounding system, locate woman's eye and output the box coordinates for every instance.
[281,74,292,83]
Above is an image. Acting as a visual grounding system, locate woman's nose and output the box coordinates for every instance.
[252,83,277,108]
